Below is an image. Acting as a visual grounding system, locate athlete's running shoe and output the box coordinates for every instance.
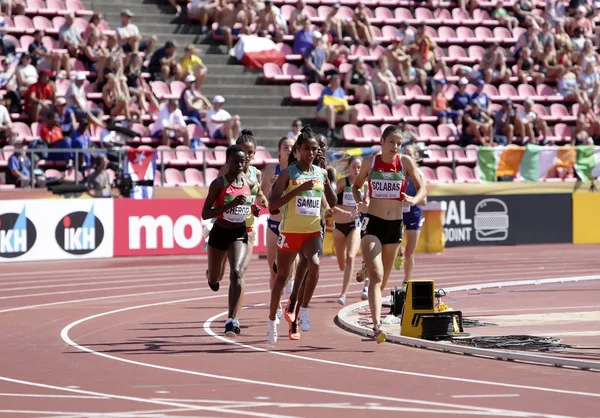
[361,286,368,301]
[373,324,387,344]
[355,262,368,283]
[267,319,278,344]
[394,248,405,270]
[284,300,296,323]
[232,320,241,336]
[225,321,236,338]
[288,321,300,340]
[299,307,311,332]
[337,296,346,306]
[276,307,282,325]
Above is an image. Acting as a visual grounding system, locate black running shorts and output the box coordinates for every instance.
[208,223,248,251]
[360,213,403,245]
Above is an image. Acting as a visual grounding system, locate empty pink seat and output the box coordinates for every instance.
[424,144,452,165]
[455,165,478,183]
[361,124,381,143]
[458,145,478,164]
[342,124,363,144]
[435,166,455,182]
[164,168,185,186]
[170,81,186,98]
[204,168,219,185]
[157,145,176,166]
[151,81,172,100]
[184,168,205,186]
[420,166,437,183]
[417,124,438,144]
[209,146,227,166]
[290,83,310,101]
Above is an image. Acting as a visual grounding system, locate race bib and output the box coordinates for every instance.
[342,191,355,206]
[223,204,251,223]
[295,196,321,216]
[361,216,370,232]
[371,180,401,199]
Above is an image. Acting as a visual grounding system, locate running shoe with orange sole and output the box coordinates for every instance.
[284,300,296,323]
[288,321,300,340]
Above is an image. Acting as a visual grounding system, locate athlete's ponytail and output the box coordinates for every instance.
[296,125,317,146]
[287,142,298,166]
[236,129,256,147]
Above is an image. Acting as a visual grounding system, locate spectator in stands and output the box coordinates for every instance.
[576,39,597,67]
[352,3,375,46]
[398,117,418,144]
[545,0,568,25]
[205,95,241,143]
[569,5,593,36]
[147,41,180,82]
[256,0,285,42]
[0,94,13,143]
[287,118,303,138]
[373,56,400,105]
[67,73,104,123]
[316,74,358,140]
[302,31,328,83]
[579,60,600,103]
[431,79,458,125]
[152,99,190,147]
[70,115,93,168]
[289,0,309,35]
[216,0,252,51]
[193,0,220,34]
[539,41,565,79]
[82,13,105,41]
[293,18,314,55]
[479,42,508,84]
[24,68,54,123]
[179,44,208,86]
[102,74,139,121]
[411,24,449,80]
[1,0,25,16]
[471,80,491,116]
[492,1,518,31]
[29,30,72,80]
[15,53,38,95]
[575,101,600,145]
[515,47,545,84]
[7,141,33,188]
[87,155,113,198]
[344,57,376,105]
[55,97,77,136]
[180,74,211,126]
[513,0,544,26]
[116,9,157,54]
[451,77,471,125]
[516,99,548,145]
[80,30,108,77]
[386,38,423,89]
[42,111,72,163]
[558,70,584,102]
[396,21,415,46]
[326,3,360,44]
[462,103,494,146]
[59,13,85,57]
[494,100,516,145]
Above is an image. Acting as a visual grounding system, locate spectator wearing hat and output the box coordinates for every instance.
[431,79,459,125]
[450,77,472,125]
[24,68,55,122]
[87,155,114,198]
[205,95,241,143]
[180,74,211,127]
[179,44,208,86]
[7,141,35,188]
[28,30,72,80]
[116,9,157,54]
[471,80,491,115]
[152,99,190,147]
[59,13,85,57]
[570,5,593,37]
[147,41,180,82]
[54,97,77,136]
[302,31,328,83]
[494,100,516,145]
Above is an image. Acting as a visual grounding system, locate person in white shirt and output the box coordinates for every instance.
[66,72,104,123]
[151,99,190,147]
[516,99,548,145]
[0,95,13,142]
[205,95,241,144]
[396,21,415,46]
[59,13,84,56]
[116,9,157,54]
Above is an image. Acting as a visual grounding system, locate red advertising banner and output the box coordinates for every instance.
[113,199,269,257]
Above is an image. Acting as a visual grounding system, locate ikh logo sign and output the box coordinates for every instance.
[0,207,37,258]
[55,205,105,255]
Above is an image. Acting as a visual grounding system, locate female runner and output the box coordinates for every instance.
[267,126,337,344]
[261,136,297,302]
[352,125,426,344]
[333,156,367,305]
[399,145,427,285]
[215,130,267,279]
[202,144,253,337]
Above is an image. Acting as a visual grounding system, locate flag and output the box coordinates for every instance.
[477,145,600,182]
[123,147,157,199]
[230,35,286,69]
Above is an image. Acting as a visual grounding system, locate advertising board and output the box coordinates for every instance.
[427,194,572,247]
[0,200,114,262]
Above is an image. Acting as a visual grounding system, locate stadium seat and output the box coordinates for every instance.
[164,168,185,186]
[184,168,205,186]
[455,165,478,183]
[435,166,455,182]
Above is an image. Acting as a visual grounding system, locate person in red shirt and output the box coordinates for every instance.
[24,69,55,122]
[40,112,72,163]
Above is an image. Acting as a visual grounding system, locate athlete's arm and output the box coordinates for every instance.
[217,164,229,178]
[401,154,427,206]
[352,156,371,205]
[255,169,268,207]
[201,177,244,220]
[260,164,275,197]
[323,168,337,208]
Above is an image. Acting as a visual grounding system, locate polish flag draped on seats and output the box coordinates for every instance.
[124,147,157,199]
[230,34,286,69]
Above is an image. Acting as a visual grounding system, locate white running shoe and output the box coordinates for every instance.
[284,277,295,295]
[361,287,368,301]
[337,296,346,306]
[276,307,283,325]
[267,319,278,344]
[299,307,311,332]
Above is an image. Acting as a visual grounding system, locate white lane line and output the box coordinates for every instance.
[452,395,521,399]
[60,288,570,418]
[0,377,298,418]
[0,393,108,399]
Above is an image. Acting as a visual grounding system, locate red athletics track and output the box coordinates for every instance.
[0,244,599,418]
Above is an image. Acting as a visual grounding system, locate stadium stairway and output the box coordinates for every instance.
[83,0,320,147]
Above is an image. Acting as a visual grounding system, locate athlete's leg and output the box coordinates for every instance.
[207,244,227,291]
[266,227,278,290]
[227,240,248,321]
[241,229,255,275]
[361,235,384,326]
[285,253,306,323]
[333,228,347,271]
[269,249,299,321]
[340,227,360,302]
[380,243,402,293]
[403,229,421,283]
[297,236,323,332]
